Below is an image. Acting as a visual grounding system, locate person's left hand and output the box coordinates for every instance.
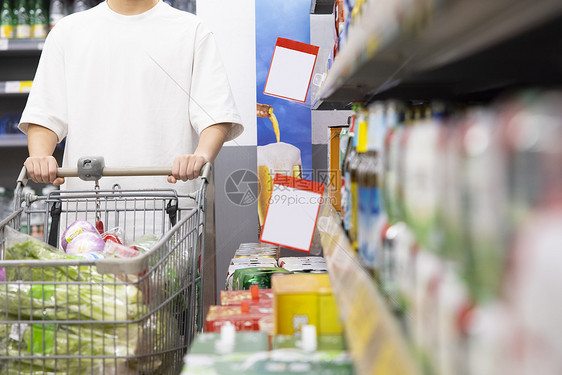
[168,154,209,183]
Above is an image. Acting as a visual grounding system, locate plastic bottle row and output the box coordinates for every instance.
[338,91,562,375]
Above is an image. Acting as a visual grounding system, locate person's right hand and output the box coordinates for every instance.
[24,156,65,185]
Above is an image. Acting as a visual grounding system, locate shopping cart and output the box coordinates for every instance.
[0,157,211,375]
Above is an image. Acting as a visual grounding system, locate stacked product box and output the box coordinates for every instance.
[192,273,353,374]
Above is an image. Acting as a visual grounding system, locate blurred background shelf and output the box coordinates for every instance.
[0,39,45,54]
[318,204,420,375]
[315,0,562,108]
[310,0,336,14]
[0,81,32,94]
[0,134,27,147]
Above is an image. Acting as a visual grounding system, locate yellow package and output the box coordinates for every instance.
[273,273,342,335]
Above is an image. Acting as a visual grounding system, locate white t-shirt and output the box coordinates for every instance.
[19,1,243,196]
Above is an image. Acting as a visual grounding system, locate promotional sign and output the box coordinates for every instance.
[260,175,325,253]
[256,0,313,227]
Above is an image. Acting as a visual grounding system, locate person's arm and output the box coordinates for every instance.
[24,123,65,185]
[168,123,231,183]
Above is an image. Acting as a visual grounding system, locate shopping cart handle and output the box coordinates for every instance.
[17,162,212,184]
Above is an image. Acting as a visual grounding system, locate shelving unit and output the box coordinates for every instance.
[0,81,32,94]
[318,204,419,375]
[312,1,562,374]
[0,39,44,54]
[314,0,562,107]
[0,134,27,147]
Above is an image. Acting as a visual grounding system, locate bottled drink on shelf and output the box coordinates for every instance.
[14,0,30,39]
[49,0,65,29]
[349,106,367,251]
[72,0,89,14]
[31,0,47,38]
[341,103,361,230]
[0,0,14,39]
[357,102,384,271]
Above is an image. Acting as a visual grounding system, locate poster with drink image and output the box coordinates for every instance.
[255,0,312,227]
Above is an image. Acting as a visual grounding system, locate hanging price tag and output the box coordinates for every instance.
[260,174,325,252]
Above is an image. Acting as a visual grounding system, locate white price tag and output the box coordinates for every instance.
[0,39,8,51]
[5,81,20,93]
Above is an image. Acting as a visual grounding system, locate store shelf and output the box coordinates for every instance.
[0,81,32,94]
[0,39,45,53]
[317,204,420,375]
[314,0,562,106]
[310,0,335,14]
[0,134,27,147]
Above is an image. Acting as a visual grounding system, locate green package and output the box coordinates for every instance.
[232,267,291,290]
[272,334,347,351]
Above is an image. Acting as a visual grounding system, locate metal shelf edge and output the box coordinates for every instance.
[315,0,562,104]
[318,203,420,375]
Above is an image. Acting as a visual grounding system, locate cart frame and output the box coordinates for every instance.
[0,162,211,374]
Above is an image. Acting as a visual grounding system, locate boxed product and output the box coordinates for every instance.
[272,334,347,351]
[226,261,278,290]
[181,331,354,375]
[187,331,269,354]
[278,256,328,273]
[220,285,273,307]
[205,303,273,332]
[273,274,342,335]
[232,267,292,291]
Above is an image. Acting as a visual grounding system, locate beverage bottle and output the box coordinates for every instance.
[15,0,30,39]
[341,105,360,227]
[49,0,65,29]
[72,0,89,14]
[349,106,367,251]
[0,0,14,39]
[31,0,46,38]
[357,102,385,270]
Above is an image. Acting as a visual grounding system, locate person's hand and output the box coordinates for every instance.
[168,154,209,183]
[24,156,65,185]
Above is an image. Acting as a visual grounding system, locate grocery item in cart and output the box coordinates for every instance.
[65,231,105,255]
[60,220,99,251]
[2,228,143,321]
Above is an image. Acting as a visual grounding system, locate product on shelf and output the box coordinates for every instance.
[14,0,30,38]
[181,330,354,375]
[0,0,14,38]
[49,0,65,29]
[205,303,272,333]
[272,273,342,336]
[31,0,47,38]
[278,256,327,273]
[341,102,362,234]
[220,285,273,307]
[356,102,383,270]
[232,267,291,291]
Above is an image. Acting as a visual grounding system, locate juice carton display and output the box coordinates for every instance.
[232,267,292,291]
[205,302,273,333]
[220,285,273,307]
[272,273,342,335]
